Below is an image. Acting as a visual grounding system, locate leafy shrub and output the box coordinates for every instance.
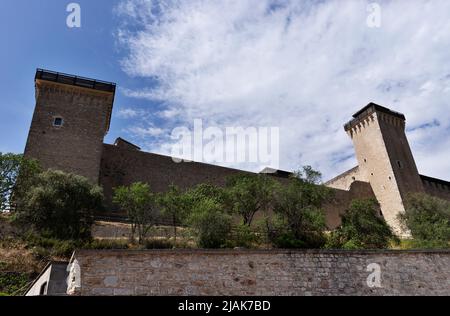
[144,239,174,249]
[84,239,130,250]
[398,238,449,249]
[399,193,450,247]
[187,198,232,248]
[228,223,260,248]
[327,198,397,249]
[271,166,331,249]
[25,234,79,258]
[15,170,103,240]
[0,272,30,296]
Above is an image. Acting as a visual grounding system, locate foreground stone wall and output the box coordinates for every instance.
[69,250,450,296]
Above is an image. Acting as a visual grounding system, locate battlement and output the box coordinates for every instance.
[344,103,405,133]
[35,69,116,93]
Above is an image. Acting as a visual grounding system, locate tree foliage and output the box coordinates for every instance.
[399,193,450,247]
[178,184,232,248]
[186,197,232,249]
[157,184,190,241]
[15,170,103,240]
[327,198,396,249]
[113,182,159,244]
[0,153,41,211]
[270,166,332,248]
[225,174,277,226]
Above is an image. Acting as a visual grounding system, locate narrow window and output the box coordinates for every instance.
[53,117,63,127]
[397,160,403,169]
[39,282,48,296]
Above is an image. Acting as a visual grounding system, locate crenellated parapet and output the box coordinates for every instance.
[344,103,406,138]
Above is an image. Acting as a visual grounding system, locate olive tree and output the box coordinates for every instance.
[114,182,159,244]
[157,184,191,241]
[225,174,277,226]
[15,170,103,240]
[0,153,41,211]
[270,166,332,248]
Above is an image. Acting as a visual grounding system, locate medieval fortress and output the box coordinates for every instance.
[21,69,450,296]
[24,69,450,234]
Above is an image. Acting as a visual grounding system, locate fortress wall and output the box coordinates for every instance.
[421,178,450,201]
[99,144,251,208]
[99,145,376,230]
[325,166,361,191]
[324,181,376,229]
[69,249,450,296]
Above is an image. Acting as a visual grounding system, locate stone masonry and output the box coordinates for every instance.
[67,249,450,296]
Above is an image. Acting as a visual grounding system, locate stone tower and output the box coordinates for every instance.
[344,103,424,234]
[24,69,116,183]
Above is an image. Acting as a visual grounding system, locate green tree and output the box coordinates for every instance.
[157,184,190,241]
[187,197,232,248]
[270,166,332,248]
[399,193,450,248]
[113,182,159,244]
[15,170,102,240]
[327,198,396,249]
[225,174,277,226]
[0,153,41,211]
[184,183,227,206]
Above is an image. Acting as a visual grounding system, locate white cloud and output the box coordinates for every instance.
[115,0,450,180]
[117,108,140,119]
[128,126,165,138]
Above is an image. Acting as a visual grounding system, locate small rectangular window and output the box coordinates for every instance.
[53,117,63,127]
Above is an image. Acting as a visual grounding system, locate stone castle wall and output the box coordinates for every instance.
[325,166,360,191]
[99,143,249,205]
[421,177,450,201]
[99,144,376,229]
[68,249,450,296]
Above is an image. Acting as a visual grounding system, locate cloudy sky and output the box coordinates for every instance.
[1,0,449,181]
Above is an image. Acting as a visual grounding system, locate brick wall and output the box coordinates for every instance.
[68,249,450,296]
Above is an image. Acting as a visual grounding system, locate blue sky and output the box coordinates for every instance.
[0,0,155,152]
[1,0,450,181]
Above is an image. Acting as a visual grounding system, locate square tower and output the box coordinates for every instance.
[344,103,424,234]
[24,69,116,183]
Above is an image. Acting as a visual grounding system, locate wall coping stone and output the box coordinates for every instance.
[73,249,450,257]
